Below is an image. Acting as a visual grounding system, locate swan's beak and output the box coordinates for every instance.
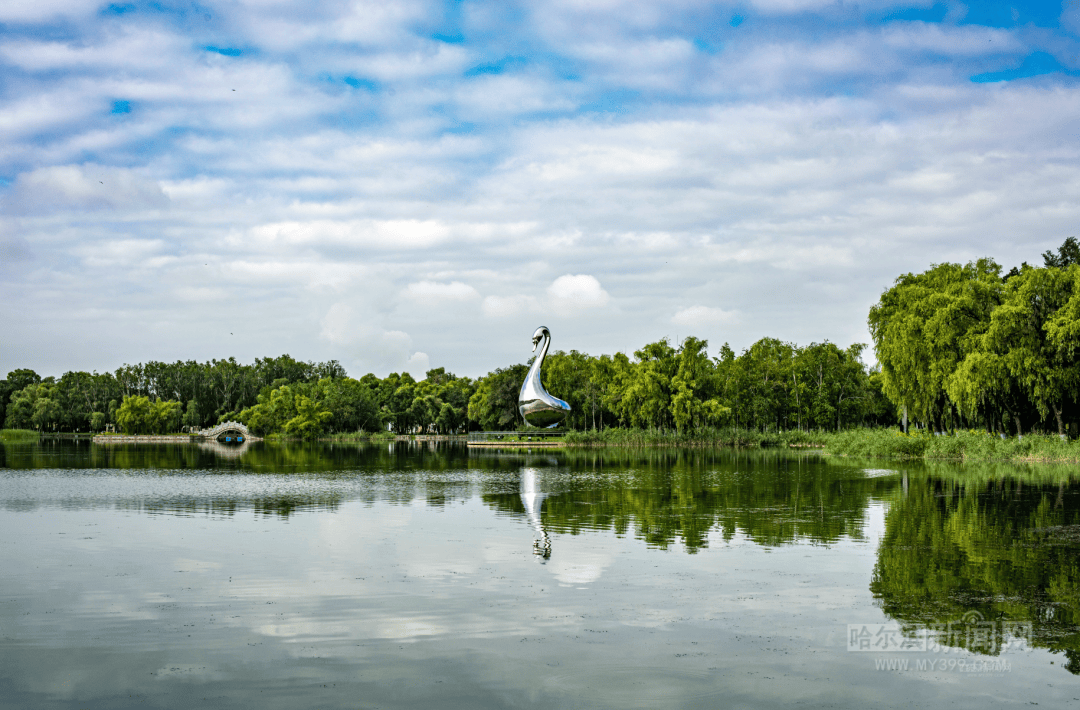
[531,337,540,352]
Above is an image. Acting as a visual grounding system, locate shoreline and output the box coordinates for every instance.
[92,434,264,443]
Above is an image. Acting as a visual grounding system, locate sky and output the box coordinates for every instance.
[1,0,1079,381]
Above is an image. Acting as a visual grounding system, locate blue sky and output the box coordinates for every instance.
[1,0,1079,379]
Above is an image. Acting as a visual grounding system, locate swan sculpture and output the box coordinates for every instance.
[518,326,571,428]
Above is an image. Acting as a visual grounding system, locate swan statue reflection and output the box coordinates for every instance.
[520,467,551,559]
[518,326,571,428]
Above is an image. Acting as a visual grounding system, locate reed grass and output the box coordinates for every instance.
[563,426,828,448]
[322,430,400,442]
[0,428,39,441]
[823,427,1080,463]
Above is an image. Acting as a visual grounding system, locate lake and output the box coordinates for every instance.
[1,440,1078,709]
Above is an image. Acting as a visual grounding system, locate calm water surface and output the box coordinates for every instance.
[1,440,1078,709]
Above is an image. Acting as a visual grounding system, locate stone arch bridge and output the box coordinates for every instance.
[197,421,257,441]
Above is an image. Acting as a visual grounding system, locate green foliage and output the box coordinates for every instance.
[282,395,333,440]
[869,259,1003,429]
[0,355,347,435]
[115,395,182,434]
[0,428,39,441]
[824,428,1080,462]
[4,380,61,431]
[0,369,41,425]
[468,365,527,430]
[467,334,889,434]
[871,238,1080,436]
[564,426,827,448]
[235,376,382,439]
[1043,236,1080,268]
[182,399,199,429]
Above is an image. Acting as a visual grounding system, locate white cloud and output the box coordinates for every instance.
[747,0,934,14]
[319,303,430,377]
[546,274,610,314]
[480,275,611,320]
[0,29,188,72]
[319,302,356,346]
[482,294,539,318]
[453,75,579,118]
[747,0,836,13]
[4,0,1080,379]
[0,0,97,22]
[880,24,1020,56]
[9,165,169,213]
[404,281,481,303]
[672,305,739,328]
[404,352,431,379]
[248,219,452,250]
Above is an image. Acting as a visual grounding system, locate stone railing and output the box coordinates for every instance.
[198,421,250,439]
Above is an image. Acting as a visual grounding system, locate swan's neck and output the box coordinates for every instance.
[528,332,550,380]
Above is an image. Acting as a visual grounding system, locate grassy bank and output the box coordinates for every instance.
[0,429,39,441]
[321,431,407,442]
[823,428,1080,463]
[563,426,827,448]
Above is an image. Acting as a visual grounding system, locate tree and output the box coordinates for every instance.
[670,337,720,431]
[981,265,1078,435]
[1043,236,1080,269]
[183,399,200,430]
[323,378,380,433]
[468,365,528,430]
[869,259,1003,431]
[741,338,795,431]
[5,381,60,431]
[116,395,152,434]
[0,369,41,424]
[614,339,677,429]
[115,395,182,434]
[282,395,332,440]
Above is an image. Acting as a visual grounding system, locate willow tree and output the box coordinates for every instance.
[868,259,1003,430]
[946,350,1020,434]
[982,265,1078,435]
[670,336,728,431]
[615,339,678,429]
[740,337,796,431]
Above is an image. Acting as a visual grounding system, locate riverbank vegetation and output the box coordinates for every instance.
[563,426,827,448]
[0,428,38,441]
[823,427,1080,463]
[4,238,1077,446]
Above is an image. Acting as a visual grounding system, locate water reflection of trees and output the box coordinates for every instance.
[482,449,897,551]
[0,439,476,472]
[871,471,1080,672]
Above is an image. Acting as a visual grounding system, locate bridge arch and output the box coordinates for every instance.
[199,421,251,441]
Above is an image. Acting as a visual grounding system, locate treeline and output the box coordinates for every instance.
[2,335,892,438]
[870,236,1080,436]
[468,337,895,433]
[0,355,347,434]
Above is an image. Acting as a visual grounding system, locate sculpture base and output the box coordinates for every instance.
[519,399,569,428]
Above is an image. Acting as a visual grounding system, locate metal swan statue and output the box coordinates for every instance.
[518,325,571,428]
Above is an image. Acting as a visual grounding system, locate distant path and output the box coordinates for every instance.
[91,421,262,443]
